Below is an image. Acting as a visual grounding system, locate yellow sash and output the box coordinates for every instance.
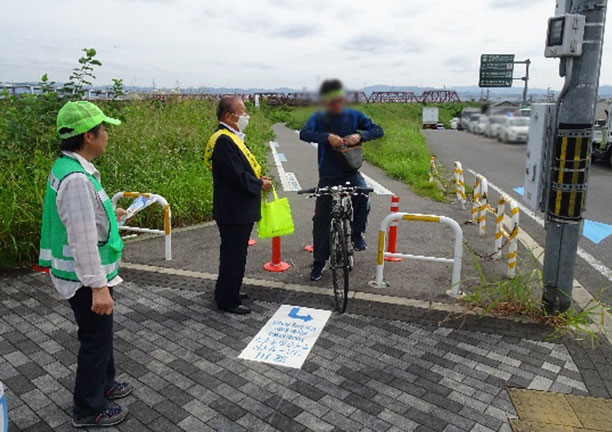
[205,129,262,179]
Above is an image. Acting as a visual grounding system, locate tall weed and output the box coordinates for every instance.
[0,97,273,268]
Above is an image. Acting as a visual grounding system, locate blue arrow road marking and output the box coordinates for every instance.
[583,220,612,244]
[288,307,313,322]
[278,153,287,162]
[513,187,524,196]
[272,141,280,148]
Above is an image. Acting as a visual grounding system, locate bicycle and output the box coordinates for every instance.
[298,185,374,313]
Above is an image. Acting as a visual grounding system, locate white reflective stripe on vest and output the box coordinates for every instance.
[51,257,120,275]
[39,248,52,261]
[97,189,109,203]
[102,261,120,275]
[52,257,76,272]
[48,172,60,192]
[62,245,73,258]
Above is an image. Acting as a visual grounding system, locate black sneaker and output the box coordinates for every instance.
[72,404,128,428]
[352,233,367,251]
[105,382,133,400]
[310,261,327,281]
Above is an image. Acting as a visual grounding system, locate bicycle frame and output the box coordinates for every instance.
[298,184,374,312]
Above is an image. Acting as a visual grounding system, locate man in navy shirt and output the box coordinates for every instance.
[300,79,384,281]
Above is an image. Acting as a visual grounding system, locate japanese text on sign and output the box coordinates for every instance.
[480,53,515,88]
[238,305,332,369]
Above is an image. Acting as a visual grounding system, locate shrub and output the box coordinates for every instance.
[0,97,273,268]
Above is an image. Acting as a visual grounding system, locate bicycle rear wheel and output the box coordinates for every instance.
[330,219,350,313]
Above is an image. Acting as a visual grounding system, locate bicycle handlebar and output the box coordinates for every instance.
[297,188,317,195]
[297,186,374,195]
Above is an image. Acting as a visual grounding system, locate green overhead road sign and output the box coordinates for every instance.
[479,54,515,87]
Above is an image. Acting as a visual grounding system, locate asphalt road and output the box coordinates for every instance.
[125,124,513,304]
[426,129,612,305]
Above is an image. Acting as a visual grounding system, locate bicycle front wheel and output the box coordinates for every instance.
[330,219,350,313]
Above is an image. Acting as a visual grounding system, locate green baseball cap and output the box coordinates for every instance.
[56,101,121,139]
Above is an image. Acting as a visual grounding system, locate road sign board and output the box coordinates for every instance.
[480,54,515,87]
[238,305,332,369]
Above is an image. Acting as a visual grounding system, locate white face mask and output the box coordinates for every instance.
[236,114,250,132]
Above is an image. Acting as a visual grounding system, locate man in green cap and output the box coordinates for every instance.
[39,101,132,427]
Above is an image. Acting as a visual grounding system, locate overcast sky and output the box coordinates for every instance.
[1,0,611,90]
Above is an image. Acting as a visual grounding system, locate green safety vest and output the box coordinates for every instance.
[39,155,124,282]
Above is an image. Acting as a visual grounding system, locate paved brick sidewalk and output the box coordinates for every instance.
[2,269,612,432]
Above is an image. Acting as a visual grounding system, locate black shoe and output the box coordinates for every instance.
[352,233,367,251]
[219,305,251,315]
[541,298,556,316]
[239,293,249,300]
[72,404,128,428]
[310,261,327,281]
[558,302,571,314]
[105,382,133,400]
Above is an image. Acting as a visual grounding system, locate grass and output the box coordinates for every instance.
[266,102,475,201]
[462,243,607,345]
[0,97,274,269]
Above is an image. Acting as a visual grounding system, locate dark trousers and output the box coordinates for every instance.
[215,223,253,308]
[68,287,115,418]
[313,172,369,262]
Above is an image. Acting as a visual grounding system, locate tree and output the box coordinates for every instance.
[111,78,124,100]
[39,74,56,94]
[62,48,101,99]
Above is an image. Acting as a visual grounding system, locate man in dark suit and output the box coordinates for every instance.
[205,96,272,314]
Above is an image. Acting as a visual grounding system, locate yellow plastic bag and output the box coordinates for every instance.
[257,186,294,238]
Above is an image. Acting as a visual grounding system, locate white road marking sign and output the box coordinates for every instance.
[285,172,302,191]
[238,305,332,369]
[269,141,294,192]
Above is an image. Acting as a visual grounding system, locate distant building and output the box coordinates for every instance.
[488,101,519,115]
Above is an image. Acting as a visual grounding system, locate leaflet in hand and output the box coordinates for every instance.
[118,195,156,226]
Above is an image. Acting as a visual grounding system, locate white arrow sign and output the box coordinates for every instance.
[238,305,332,369]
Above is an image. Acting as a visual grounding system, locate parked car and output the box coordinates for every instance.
[592,113,612,166]
[450,117,459,130]
[460,108,481,130]
[475,116,490,135]
[485,115,508,138]
[498,117,530,143]
[467,114,483,133]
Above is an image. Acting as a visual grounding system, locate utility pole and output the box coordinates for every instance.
[542,0,608,314]
[522,59,530,107]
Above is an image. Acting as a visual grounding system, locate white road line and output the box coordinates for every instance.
[269,141,295,192]
[361,172,394,196]
[466,167,612,283]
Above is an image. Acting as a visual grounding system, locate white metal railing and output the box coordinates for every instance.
[372,213,464,298]
[111,192,172,261]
